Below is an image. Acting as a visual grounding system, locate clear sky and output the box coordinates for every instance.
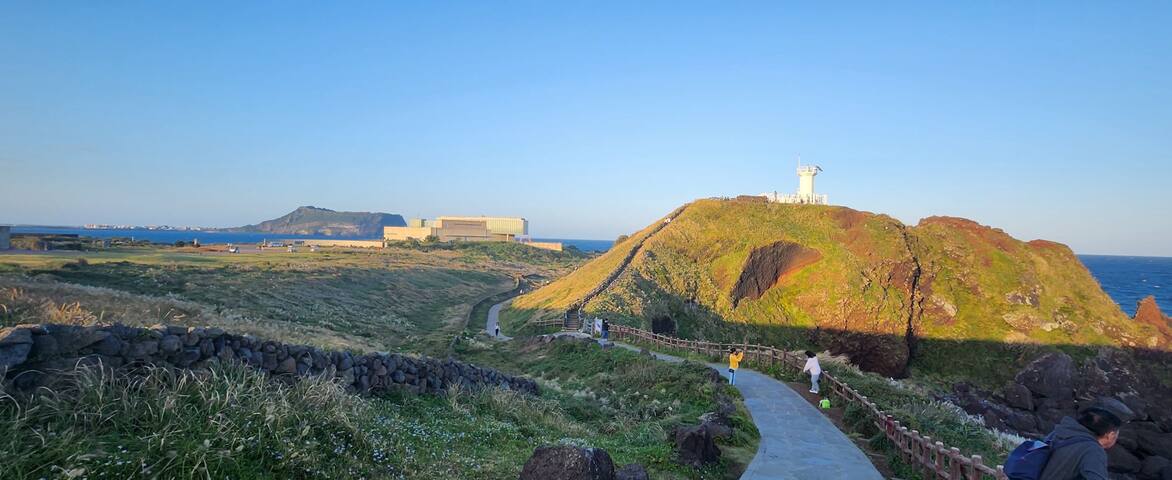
[1,2,1170,255]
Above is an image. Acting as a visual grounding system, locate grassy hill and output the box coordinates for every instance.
[227,206,406,237]
[508,198,1168,380]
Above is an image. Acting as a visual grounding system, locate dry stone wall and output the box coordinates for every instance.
[0,323,538,396]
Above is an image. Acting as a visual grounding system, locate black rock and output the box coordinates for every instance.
[1108,445,1142,473]
[519,445,615,480]
[674,424,721,468]
[615,463,649,480]
[1016,352,1075,401]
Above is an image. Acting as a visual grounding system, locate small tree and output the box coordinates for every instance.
[615,234,629,244]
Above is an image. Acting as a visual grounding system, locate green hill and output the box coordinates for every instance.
[511,198,1169,378]
[227,206,406,237]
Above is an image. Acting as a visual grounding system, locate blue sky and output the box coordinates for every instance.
[1,2,1170,255]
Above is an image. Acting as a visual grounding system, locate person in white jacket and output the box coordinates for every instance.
[802,350,822,394]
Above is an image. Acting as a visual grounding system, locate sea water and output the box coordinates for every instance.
[9,227,617,253]
[1079,255,1172,316]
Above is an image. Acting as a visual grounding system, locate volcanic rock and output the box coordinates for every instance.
[519,445,615,480]
[615,464,649,480]
[674,424,721,468]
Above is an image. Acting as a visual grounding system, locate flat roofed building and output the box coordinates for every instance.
[384,226,435,241]
[385,216,529,244]
[435,219,490,241]
[437,216,527,237]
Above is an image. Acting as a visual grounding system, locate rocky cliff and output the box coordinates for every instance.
[227,206,406,237]
[513,199,1170,377]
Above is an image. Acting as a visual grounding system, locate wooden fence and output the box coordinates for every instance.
[610,324,1008,480]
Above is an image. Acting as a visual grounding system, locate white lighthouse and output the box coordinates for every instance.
[763,159,828,205]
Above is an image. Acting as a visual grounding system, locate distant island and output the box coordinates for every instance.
[220,206,406,237]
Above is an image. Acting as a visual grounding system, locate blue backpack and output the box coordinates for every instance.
[1003,435,1096,480]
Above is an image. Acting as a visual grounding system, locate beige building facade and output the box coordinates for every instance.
[384,216,530,243]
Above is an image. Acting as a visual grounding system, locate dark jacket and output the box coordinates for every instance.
[1039,417,1109,480]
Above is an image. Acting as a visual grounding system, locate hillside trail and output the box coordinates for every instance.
[611,340,883,480]
[484,300,513,341]
[535,330,884,480]
[564,203,690,327]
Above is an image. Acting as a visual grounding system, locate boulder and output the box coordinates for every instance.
[160,335,182,354]
[674,424,721,468]
[615,463,649,480]
[1090,397,1137,423]
[1141,457,1171,479]
[1108,445,1142,473]
[1015,352,1075,401]
[1004,382,1035,411]
[0,326,34,372]
[46,325,110,353]
[1137,430,1172,459]
[92,335,124,356]
[277,356,298,375]
[518,445,615,480]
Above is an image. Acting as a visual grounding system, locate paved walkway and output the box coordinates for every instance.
[609,341,883,480]
[484,301,512,341]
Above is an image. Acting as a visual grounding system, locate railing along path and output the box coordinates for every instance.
[609,324,1009,480]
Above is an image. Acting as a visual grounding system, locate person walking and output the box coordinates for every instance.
[601,319,610,341]
[802,351,822,394]
[494,325,500,337]
[1030,408,1120,480]
[727,348,744,385]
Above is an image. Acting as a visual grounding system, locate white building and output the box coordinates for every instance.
[763,163,828,205]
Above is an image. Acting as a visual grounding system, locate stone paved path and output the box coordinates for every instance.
[609,341,883,480]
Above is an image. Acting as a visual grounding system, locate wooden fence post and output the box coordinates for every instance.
[969,455,983,480]
[934,441,945,479]
[949,447,962,480]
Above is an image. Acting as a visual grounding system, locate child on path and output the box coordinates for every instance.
[728,348,744,385]
[802,350,822,394]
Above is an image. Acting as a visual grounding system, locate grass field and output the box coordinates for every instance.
[0,244,580,354]
[1,242,765,479]
[0,335,759,480]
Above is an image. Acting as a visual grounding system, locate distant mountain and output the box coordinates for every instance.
[225,206,405,237]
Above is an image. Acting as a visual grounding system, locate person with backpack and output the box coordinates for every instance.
[1004,407,1121,480]
[727,348,744,385]
[802,350,822,394]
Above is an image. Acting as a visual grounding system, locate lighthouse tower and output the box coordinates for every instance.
[762,158,829,205]
[797,164,820,201]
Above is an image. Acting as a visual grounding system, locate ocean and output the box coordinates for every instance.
[1079,255,1172,316]
[8,227,617,253]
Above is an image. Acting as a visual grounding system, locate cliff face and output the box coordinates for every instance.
[514,199,1169,377]
[228,206,406,237]
[1135,295,1172,335]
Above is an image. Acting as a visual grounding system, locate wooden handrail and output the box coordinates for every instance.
[608,324,1007,480]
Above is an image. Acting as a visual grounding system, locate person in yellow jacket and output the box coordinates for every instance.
[728,348,744,385]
